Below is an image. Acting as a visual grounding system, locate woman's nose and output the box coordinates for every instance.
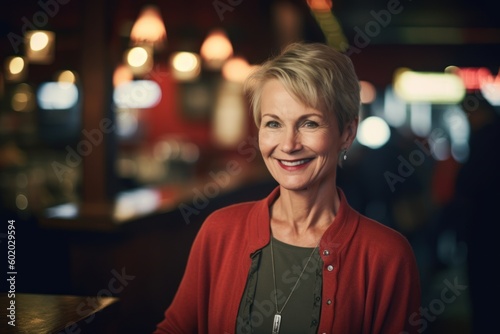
[280,128,302,153]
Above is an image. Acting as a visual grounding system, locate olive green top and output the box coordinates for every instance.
[237,237,323,334]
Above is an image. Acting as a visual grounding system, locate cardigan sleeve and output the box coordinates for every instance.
[371,235,422,334]
[154,200,259,334]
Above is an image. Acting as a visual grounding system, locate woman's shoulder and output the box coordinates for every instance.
[193,199,267,249]
[199,198,264,235]
[355,213,414,256]
[207,200,260,222]
[338,188,411,252]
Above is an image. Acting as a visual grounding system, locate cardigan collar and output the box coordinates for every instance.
[245,186,359,255]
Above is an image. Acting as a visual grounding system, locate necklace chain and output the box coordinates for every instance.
[270,236,320,316]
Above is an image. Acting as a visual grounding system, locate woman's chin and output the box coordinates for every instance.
[277,181,312,192]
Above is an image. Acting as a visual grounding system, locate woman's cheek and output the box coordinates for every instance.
[258,130,275,151]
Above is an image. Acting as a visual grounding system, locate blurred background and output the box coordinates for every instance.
[1,0,499,333]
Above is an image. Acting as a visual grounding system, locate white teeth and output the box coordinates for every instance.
[280,159,310,166]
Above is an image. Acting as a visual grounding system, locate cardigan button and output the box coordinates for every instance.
[327,265,334,271]
[326,299,332,305]
[323,250,330,256]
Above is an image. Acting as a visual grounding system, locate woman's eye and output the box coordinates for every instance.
[265,121,280,128]
[303,120,319,128]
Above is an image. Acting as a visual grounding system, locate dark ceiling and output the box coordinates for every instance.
[1,0,499,87]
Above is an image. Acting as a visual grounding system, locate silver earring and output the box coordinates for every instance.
[343,149,348,161]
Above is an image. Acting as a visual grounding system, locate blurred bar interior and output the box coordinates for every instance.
[1,0,499,333]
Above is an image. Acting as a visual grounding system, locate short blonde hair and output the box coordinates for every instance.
[244,42,360,133]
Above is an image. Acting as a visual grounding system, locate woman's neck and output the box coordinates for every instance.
[270,182,340,247]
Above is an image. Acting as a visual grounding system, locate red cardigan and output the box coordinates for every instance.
[155,187,421,333]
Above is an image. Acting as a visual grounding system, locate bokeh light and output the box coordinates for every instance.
[113,80,161,109]
[360,80,376,104]
[5,56,27,81]
[130,5,167,46]
[222,57,253,83]
[29,31,49,51]
[25,30,55,64]
[394,69,465,103]
[113,64,134,87]
[9,57,25,75]
[127,47,149,67]
[56,70,77,84]
[12,83,35,112]
[37,82,79,110]
[200,29,233,70]
[171,52,201,81]
[357,116,391,149]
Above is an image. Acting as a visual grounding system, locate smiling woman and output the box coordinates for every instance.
[155,42,421,334]
[258,79,350,194]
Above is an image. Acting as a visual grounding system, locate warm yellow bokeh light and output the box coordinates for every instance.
[394,69,466,103]
[11,83,35,112]
[13,92,28,104]
[57,70,76,83]
[127,47,149,67]
[213,82,247,148]
[172,52,199,73]
[16,194,28,210]
[222,57,253,83]
[200,29,233,70]
[9,57,25,75]
[25,31,55,64]
[12,92,28,111]
[170,52,201,81]
[30,31,49,51]
[5,57,27,81]
[130,5,167,45]
[113,64,134,87]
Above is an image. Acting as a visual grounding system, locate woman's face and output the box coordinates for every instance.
[258,79,355,191]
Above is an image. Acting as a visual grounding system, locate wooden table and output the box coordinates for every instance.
[1,293,119,334]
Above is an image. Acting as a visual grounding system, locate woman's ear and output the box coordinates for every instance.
[342,117,359,150]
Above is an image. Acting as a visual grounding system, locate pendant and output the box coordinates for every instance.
[272,313,281,334]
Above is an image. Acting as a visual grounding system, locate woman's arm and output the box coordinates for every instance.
[372,237,421,334]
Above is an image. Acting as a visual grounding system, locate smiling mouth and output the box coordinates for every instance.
[279,159,312,167]
[278,158,313,167]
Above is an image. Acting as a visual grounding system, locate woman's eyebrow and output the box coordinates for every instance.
[261,113,323,120]
[261,113,280,119]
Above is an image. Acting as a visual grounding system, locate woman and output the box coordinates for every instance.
[155,42,421,334]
